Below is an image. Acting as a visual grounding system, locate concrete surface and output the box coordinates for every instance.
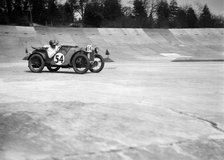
[0,26,224,62]
[0,26,224,160]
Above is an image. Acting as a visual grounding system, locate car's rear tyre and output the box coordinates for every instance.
[89,54,105,73]
[47,65,60,72]
[72,54,90,74]
[28,54,45,73]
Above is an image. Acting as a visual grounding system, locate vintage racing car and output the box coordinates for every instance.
[23,44,105,74]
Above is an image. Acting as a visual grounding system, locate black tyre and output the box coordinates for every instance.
[28,54,45,73]
[46,65,60,72]
[89,54,105,73]
[72,54,90,74]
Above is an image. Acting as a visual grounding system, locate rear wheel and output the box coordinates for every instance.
[72,54,90,74]
[89,54,105,73]
[47,65,60,72]
[28,54,45,73]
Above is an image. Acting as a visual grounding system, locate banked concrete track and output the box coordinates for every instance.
[0,25,224,62]
[0,26,224,160]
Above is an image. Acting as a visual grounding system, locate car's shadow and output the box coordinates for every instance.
[25,70,92,74]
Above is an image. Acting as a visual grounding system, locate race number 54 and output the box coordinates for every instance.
[54,53,65,65]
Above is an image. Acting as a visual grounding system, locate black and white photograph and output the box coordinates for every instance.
[0,0,224,159]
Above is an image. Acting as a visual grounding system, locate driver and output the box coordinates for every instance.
[44,40,60,58]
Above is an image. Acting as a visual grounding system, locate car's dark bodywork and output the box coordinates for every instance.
[23,45,89,67]
[23,44,105,74]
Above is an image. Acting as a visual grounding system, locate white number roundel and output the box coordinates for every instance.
[54,53,65,65]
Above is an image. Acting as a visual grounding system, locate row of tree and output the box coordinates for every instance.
[0,0,223,28]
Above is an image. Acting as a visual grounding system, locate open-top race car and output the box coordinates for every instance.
[23,44,105,74]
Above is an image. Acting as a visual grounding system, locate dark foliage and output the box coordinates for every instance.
[176,7,187,28]
[84,2,104,27]
[199,4,212,28]
[0,0,223,28]
[186,7,198,28]
[156,0,169,28]
[0,11,9,24]
[212,15,224,28]
[132,0,149,28]
[61,2,74,24]
[47,0,58,25]
[103,0,122,21]
[133,0,147,18]
[31,0,48,25]
[169,0,178,28]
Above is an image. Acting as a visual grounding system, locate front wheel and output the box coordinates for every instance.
[46,65,60,72]
[89,54,105,73]
[72,54,90,74]
[28,54,45,73]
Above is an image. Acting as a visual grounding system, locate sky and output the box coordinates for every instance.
[122,0,224,16]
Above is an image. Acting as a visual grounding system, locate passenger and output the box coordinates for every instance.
[44,40,60,58]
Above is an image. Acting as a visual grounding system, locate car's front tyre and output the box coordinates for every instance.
[89,54,105,73]
[28,54,45,73]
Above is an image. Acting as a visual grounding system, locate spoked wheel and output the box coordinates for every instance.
[46,65,60,72]
[72,54,90,74]
[28,54,45,73]
[89,54,105,73]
